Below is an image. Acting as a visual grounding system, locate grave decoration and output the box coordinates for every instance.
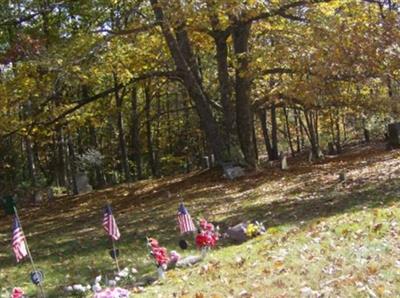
[11,207,45,298]
[176,201,196,250]
[195,219,219,256]
[93,287,130,298]
[11,288,24,298]
[64,268,136,297]
[245,221,266,238]
[224,221,266,243]
[102,204,121,273]
[30,271,44,285]
[147,237,169,279]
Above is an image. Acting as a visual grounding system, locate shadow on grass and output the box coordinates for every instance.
[219,178,400,230]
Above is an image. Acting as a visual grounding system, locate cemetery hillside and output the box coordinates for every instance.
[2,143,400,297]
[0,0,400,297]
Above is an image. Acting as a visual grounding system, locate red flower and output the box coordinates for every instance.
[12,288,24,298]
[148,238,169,266]
[195,219,219,249]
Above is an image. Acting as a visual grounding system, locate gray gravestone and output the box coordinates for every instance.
[33,191,43,204]
[75,172,93,194]
[203,156,210,169]
[223,165,245,180]
[280,152,289,170]
[224,223,248,243]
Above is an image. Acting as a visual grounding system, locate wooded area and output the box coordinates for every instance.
[0,0,399,196]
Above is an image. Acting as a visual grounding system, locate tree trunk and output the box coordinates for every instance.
[270,103,279,160]
[89,126,105,187]
[334,109,342,153]
[252,120,258,161]
[130,86,142,180]
[25,136,37,187]
[362,118,370,143]
[283,106,295,156]
[114,74,131,182]
[294,108,301,153]
[150,0,228,164]
[303,109,320,160]
[144,86,157,177]
[67,132,78,195]
[232,21,257,168]
[214,32,235,153]
[56,126,67,187]
[258,108,274,160]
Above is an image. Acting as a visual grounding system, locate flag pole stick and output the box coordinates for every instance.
[13,207,45,298]
[111,237,120,273]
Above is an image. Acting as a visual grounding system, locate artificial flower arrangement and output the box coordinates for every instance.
[147,237,171,279]
[245,221,266,238]
[195,219,219,254]
[64,267,138,297]
[11,288,25,298]
[148,238,169,269]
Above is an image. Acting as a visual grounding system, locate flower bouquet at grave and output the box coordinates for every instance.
[244,221,266,238]
[11,288,25,298]
[64,268,137,297]
[224,221,265,243]
[195,219,219,256]
[147,238,170,279]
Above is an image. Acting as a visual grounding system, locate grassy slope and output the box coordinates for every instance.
[1,143,400,297]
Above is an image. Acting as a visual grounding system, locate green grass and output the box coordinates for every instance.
[1,143,400,297]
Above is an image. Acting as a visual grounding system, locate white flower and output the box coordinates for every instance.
[131,268,138,274]
[72,284,81,291]
[108,279,117,287]
[65,286,73,292]
[118,267,129,277]
[115,276,121,282]
[95,275,102,283]
[92,283,102,292]
[73,284,86,292]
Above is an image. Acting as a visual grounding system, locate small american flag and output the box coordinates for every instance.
[12,216,28,263]
[103,204,120,241]
[177,203,196,234]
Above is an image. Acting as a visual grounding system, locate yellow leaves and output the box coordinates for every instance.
[367,264,379,275]
[273,259,284,270]
[267,227,280,235]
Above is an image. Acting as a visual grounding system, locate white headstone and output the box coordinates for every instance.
[308,150,314,162]
[210,154,215,166]
[203,156,210,169]
[281,155,288,170]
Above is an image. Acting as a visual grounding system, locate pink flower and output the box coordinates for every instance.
[148,238,169,266]
[93,287,130,298]
[12,288,24,298]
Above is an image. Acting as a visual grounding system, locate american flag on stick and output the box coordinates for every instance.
[103,204,121,241]
[12,216,28,263]
[177,203,196,234]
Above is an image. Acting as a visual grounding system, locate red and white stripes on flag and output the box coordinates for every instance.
[103,204,121,241]
[177,203,196,234]
[12,216,28,263]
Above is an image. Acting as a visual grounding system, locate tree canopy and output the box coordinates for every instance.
[0,0,399,192]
